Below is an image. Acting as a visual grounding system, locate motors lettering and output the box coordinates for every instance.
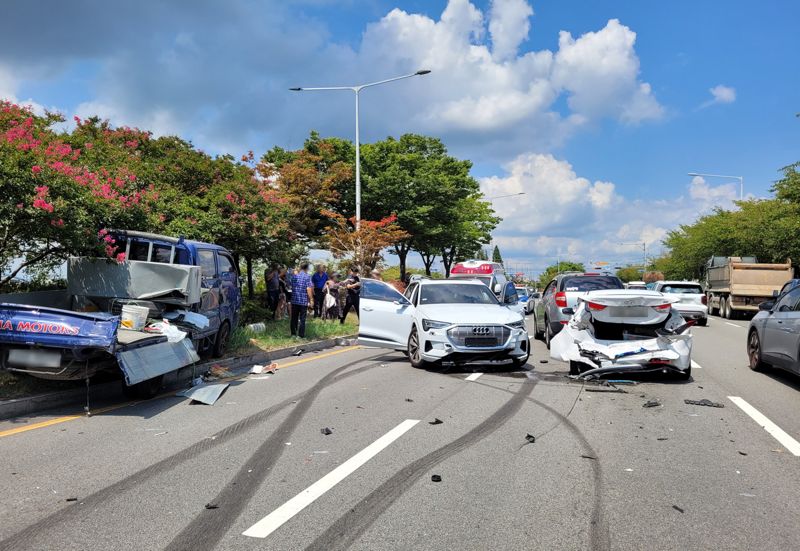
[0,319,80,336]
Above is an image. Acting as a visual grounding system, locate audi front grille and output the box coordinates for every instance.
[447,325,510,348]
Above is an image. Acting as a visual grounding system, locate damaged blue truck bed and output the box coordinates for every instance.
[0,230,241,397]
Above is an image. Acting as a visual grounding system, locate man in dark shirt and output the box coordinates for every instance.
[340,267,361,324]
[265,265,280,313]
[311,264,329,318]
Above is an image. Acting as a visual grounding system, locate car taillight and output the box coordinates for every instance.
[555,292,567,308]
[701,295,707,305]
[653,303,671,313]
[586,301,607,311]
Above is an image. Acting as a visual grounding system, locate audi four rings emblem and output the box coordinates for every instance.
[472,326,491,335]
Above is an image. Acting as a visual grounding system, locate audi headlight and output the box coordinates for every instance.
[508,320,526,330]
[421,319,450,331]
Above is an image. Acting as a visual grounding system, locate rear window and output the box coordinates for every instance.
[560,276,624,292]
[661,284,703,294]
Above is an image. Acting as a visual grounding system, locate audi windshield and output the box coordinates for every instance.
[419,284,499,305]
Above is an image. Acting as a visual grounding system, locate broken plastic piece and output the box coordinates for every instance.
[405,398,414,402]
[643,399,661,408]
[429,418,443,425]
[525,434,536,444]
[431,475,442,482]
[580,454,597,460]
[205,503,219,510]
[539,359,548,364]
[738,451,748,456]
[250,362,278,375]
[65,497,78,502]
[684,398,724,408]
[657,437,668,441]
[672,505,685,513]
[293,349,304,356]
[320,427,333,435]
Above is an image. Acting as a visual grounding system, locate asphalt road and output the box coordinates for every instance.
[2,315,800,551]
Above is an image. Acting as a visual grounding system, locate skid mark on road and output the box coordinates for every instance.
[728,396,800,456]
[243,419,420,539]
[0,356,382,550]
[304,378,538,551]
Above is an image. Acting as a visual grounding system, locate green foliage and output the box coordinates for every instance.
[248,316,359,351]
[476,247,489,261]
[615,266,643,282]
[537,261,585,288]
[492,245,503,263]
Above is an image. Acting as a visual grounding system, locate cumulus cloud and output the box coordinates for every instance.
[489,0,534,61]
[483,155,739,270]
[699,84,736,109]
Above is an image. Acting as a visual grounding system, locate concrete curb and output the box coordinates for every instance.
[0,335,358,421]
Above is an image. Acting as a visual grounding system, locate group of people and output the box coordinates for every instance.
[264,263,369,338]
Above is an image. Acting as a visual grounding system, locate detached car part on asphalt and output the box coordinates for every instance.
[549,290,693,379]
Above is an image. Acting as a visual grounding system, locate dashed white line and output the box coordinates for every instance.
[243,419,420,539]
[691,360,702,369]
[728,396,800,456]
[725,322,744,328]
[465,372,483,382]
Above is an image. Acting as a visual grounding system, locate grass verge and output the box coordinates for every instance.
[240,314,359,352]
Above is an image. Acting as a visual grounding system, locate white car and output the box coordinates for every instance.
[651,281,708,326]
[550,290,693,379]
[358,278,530,368]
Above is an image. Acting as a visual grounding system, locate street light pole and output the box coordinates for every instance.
[619,241,647,275]
[290,69,431,230]
[688,172,744,200]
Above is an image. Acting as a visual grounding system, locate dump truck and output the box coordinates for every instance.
[705,256,793,319]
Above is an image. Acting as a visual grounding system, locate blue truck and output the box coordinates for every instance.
[0,230,242,398]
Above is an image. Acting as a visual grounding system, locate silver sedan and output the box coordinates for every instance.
[748,284,800,374]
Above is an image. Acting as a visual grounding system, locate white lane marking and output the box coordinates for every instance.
[691,360,702,369]
[243,419,420,538]
[726,322,743,328]
[465,372,483,382]
[727,396,800,456]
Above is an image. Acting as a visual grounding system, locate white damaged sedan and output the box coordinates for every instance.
[358,278,530,368]
[550,290,693,379]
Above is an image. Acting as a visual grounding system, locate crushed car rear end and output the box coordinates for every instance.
[549,290,693,379]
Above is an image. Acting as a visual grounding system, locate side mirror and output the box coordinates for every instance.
[493,284,502,294]
[393,299,410,307]
[562,307,575,316]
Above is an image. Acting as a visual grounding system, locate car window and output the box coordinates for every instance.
[362,279,406,303]
[420,284,499,305]
[129,241,150,261]
[198,250,216,278]
[560,276,624,292]
[404,282,418,300]
[150,244,172,263]
[218,253,236,275]
[544,281,556,297]
[661,284,703,294]
[515,288,528,298]
[504,282,518,304]
[776,287,800,312]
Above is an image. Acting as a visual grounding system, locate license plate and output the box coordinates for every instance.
[608,306,649,318]
[7,349,62,368]
[465,337,498,347]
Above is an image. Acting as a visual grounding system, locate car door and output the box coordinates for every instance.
[358,279,415,350]
[196,249,222,334]
[536,280,556,331]
[216,252,241,329]
[762,287,800,367]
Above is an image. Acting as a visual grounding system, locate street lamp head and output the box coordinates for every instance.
[289,87,303,91]
[416,69,432,75]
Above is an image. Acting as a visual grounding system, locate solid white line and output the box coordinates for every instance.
[691,360,702,369]
[728,396,800,456]
[725,322,743,328]
[465,372,483,382]
[242,419,420,538]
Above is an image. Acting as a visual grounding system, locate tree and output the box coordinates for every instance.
[537,261,585,288]
[439,196,498,277]
[615,266,643,282]
[492,245,503,264]
[476,247,488,261]
[321,211,409,272]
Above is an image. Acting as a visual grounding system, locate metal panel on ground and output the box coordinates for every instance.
[116,338,200,385]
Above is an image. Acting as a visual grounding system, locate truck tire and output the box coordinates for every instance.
[724,299,733,320]
[719,297,728,319]
[212,321,231,358]
[708,295,719,316]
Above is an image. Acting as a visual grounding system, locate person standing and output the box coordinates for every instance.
[275,267,289,320]
[311,264,329,318]
[323,272,341,320]
[265,264,280,313]
[290,262,314,338]
[340,267,361,324]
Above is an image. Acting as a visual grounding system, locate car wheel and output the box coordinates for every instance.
[748,330,765,372]
[212,321,231,358]
[532,313,544,340]
[407,326,427,369]
[569,361,585,376]
[719,297,728,319]
[697,317,708,327]
[725,300,734,320]
[544,317,552,350]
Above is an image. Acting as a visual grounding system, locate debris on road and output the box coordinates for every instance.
[431,475,442,482]
[738,451,748,456]
[585,387,626,394]
[739,493,756,498]
[191,376,204,387]
[672,505,685,513]
[525,434,536,444]
[607,379,637,385]
[293,349,305,356]
[429,418,443,425]
[250,362,278,375]
[153,431,168,437]
[320,427,333,435]
[580,454,597,460]
[176,383,230,405]
[539,360,548,364]
[405,398,414,402]
[684,398,724,408]
[204,503,219,510]
[657,437,669,441]
[65,498,78,502]
[624,468,634,472]
[643,399,661,408]
[207,365,233,379]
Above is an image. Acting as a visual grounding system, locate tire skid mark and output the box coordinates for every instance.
[474,379,609,551]
[0,355,382,551]
[304,378,537,551]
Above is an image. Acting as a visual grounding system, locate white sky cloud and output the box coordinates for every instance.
[699,84,736,109]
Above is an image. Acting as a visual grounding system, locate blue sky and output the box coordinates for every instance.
[2,0,798,276]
